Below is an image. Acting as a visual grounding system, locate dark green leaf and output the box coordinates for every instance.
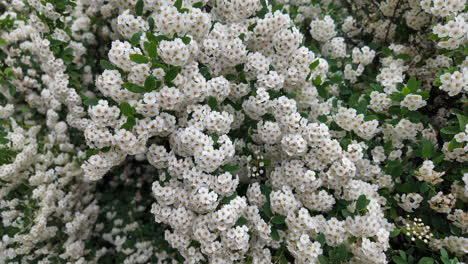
[174,0,182,10]
[144,75,159,92]
[318,255,328,264]
[421,138,434,159]
[441,126,460,135]
[207,96,219,111]
[130,32,142,46]
[355,195,370,211]
[236,216,247,226]
[456,114,467,131]
[135,0,144,16]
[180,36,191,44]
[271,228,280,241]
[271,215,287,225]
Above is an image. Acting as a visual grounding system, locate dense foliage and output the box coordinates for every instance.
[0,0,467,263]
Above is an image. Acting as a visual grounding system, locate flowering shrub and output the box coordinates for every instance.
[0,0,467,263]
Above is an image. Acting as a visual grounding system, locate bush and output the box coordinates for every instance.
[0,0,466,263]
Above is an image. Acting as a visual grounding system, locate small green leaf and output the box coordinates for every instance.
[144,41,157,58]
[8,85,16,96]
[144,75,159,92]
[456,114,467,131]
[0,38,7,46]
[318,255,328,264]
[418,257,434,264]
[407,77,421,92]
[313,75,322,86]
[390,228,400,237]
[180,36,191,44]
[421,138,434,159]
[100,60,116,70]
[123,82,147,93]
[316,233,326,247]
[119,102,135,117]
[235,216,247,226]
[164,66,181,84]
[309,60,320,70]
[271,228,280,241]
[135,0,144,16]
[207,96,219,111]
[355,195,370,211]
[221,165,240,174]
[192,1,204,8]
[130,32,143,46]
[148,17,155,30]
[174,0,182,10]
[130,54,149,64]
[441,126,460,135]
[271,215,287,225]
[392,256,407,264]
[121,116,136,130]
[83,98,99,106]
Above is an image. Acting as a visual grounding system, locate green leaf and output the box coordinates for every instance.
[135,0,144,16]
[355,195,370,211]
[123,82,147,93]
[119,102,135,117]
[456,114,467,131]
[392,256,407,264]
[448,138,463,151]
[271,215,287,225]
[0,38,6,46]
[180,36,191,44]
[235,216,247,226]
[407,77,421,92]
[207,96,219,111]
[441,126,460,135]
[8,85,16,96]
[336,244,350,261]
[192,1,204,8]
[271,228,280,241]
[318,255,328,264]
[130,32,142,46]
[309,60,320,70]
[174,0,182,10]
[83,97,99,106]
[144,41,158,58]
[144,75,159,92]
[164,66,181,84]
[148,17,155,30]
[390,228,400,237]
[316,233,326,247]
[100,60,116,70]
[121,116,136,130]
[421,138,434,159]
[313,75,322,86]
[130,54,150,64]
[395,53,411,60]
[221,165,240,174]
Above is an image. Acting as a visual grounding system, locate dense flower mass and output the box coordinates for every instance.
[0,0,467,263]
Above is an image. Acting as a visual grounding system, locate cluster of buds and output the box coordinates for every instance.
[246,150,268,177]
[403,216,434,243]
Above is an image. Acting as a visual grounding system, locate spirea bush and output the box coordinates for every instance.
[0,0,467,263]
